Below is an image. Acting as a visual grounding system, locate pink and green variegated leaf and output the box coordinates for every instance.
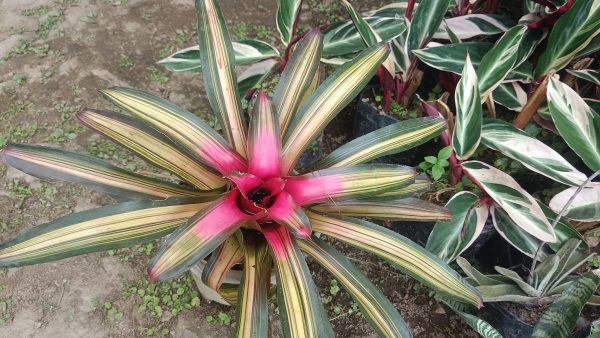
[285,164,416,205]
[307,211,483,307]
[268,191,312,239]
[247,91,282,179]
[547,77,600,171]
[453,54,482,160]
[0,198,207,267]
[77,108,225,190]
[426,192,490,263]
[0,144,215,200]
[299,237,411,338]
[550,185,600,222]
[262,224,334,338]
[273,29,323,135]
[462,161,557,243]
[101,87,247,175]
[310,198,451,222]
[234,233,271,338]
[276,0,302,45]
[282,43,389,174]
[195,0,247,156]
[317,117,446,169]
[202,235,245,291]
[148,191,249,282]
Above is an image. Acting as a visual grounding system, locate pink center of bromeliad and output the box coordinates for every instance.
[227,173,287,220]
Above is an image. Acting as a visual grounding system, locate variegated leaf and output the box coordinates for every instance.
[158,40,280,73]
[299,237,411,338]
[575,35,600,58]
[282,43,388,173]
[237,59,277,97]
[276,0,302,45]
[317,117,446,168]
[433,14,514,40]
[307,211,483,307]
[196,0,247,155]
[492,82,527,112]
[453,54,482,160]
[405,0,451,58]
[202,235,244,291]
[0,198,207,267]
[535,0,600,78]
[0,144,212,200]
[492,207,552,259]
[462,161,557,243]
[356,176,431,201]
[566,69,600,85]
[550,184,600,222]
[426,192,489,263]
[547,77,600,171]
[481,119,587,186]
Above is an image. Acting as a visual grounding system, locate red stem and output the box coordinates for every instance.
[528,0,574,29]
[406,0,416,21]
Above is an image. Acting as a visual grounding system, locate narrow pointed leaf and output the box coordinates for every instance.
[492,82,527,112]
[273,29,323,134]
[476,25,528,98]
[77,108,225,190]
[311,197,451,222]
[158,40,280,73]
[268,191,312,239]
[482,119,587,186]
[433,14,514,40]
[317,117,446,169]
[356,176,431,201]
[547,77,600,171]
[405,0,451,59]
[445,304,503,338]
[566,69,600,85]
[234,234,271,338]
[307,211,482,306]
[535,0,600,78]
[247,91,281,179]
[299,237,412,338]
[149,192,249,282]
[196,0,247,155]
[540,203,586,252]
[0,198,207,267]
[202,235,244,291]
[453,54,482,160]
[276,0,302,45]
[262,224,334,338]
[575,35,600,58]
[282,44,389,173]
[550,185,600,222]
[463,161,556,243]
[322,16,406,58]
[237,59,277,97]
[0,144,210,200]
[101,87,247,174]
[285,164,416,205]
[427,192,489,263]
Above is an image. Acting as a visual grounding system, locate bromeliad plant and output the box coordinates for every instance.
[0,0,482,336]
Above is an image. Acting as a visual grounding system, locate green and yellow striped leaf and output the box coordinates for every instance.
[0,144,211,200]
[462,161,557,243]
[149,192,249,282]
[234,233,271,338]
[534,0,600,78]
[101,87,247,174]
[550,185,600,222]
[453,54,482,160]
[77,108,225,190]
[476,25,528,99]
[299,237,412,338]
[482,119,587,187]
[492,82,527,112]
[426,192,490,263]
[262,224,334,338]
[276,0,302,45]
[547,77,600,171]
[158,40,280,73]
[196,0,247,155]
[310,197,451,222]
[282,43,388,173]
[307,211,482,307]
[405,0,451,59]
[202,235,244,291]
[273,29,323,134]
[433,14,513,40]
[316,117,446,169]
[0,198,207,267]
[356,176,431,201]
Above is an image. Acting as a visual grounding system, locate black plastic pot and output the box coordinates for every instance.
[479,303,591,338]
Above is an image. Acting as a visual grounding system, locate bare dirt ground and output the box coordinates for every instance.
[0,0,511,337]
